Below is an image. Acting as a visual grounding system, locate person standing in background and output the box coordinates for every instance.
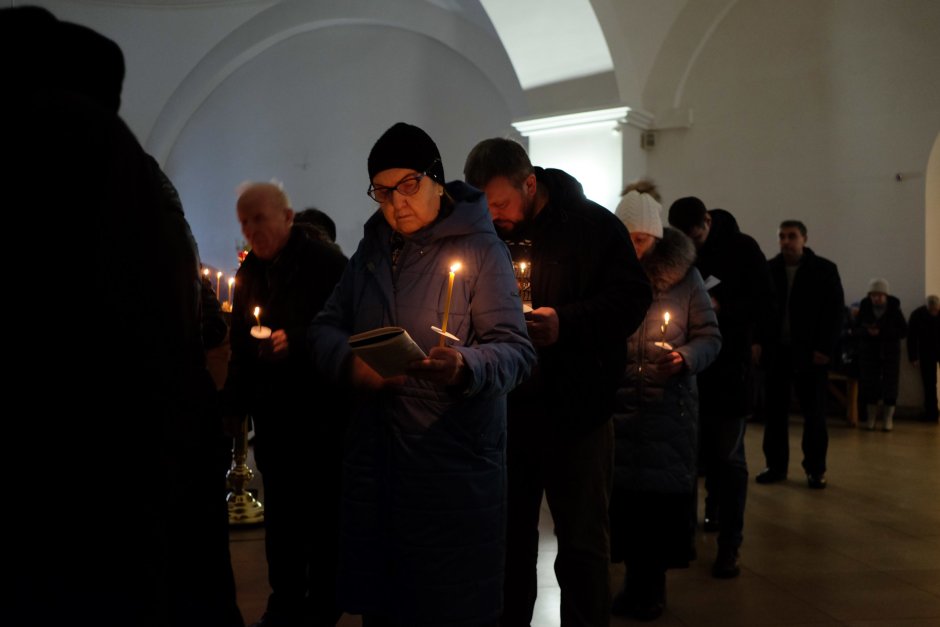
[464,138,652,627]
[610,187,721,620]
[758,220,844,490]
[223,182,349,627]
[668,197,774,579]
[855,278,907,431]
[907,294,940,423]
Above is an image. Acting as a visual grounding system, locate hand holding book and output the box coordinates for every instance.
[348,326,427,378]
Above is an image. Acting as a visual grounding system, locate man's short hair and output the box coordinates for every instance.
[294,207,336,242]
[779,219,807,237]
[668,196,708,234]
[463,137,533,189]
[236,181,292,211]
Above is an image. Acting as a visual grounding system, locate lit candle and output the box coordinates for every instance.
[657,311,673,351]
[227,277,235,304]
[439,262,461,346]
[251,305,271,339]
[518,261,532,311]
[216,271,223,297]
[202,267,210,281]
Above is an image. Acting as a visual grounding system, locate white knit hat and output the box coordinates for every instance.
[868,278,890,295]
[615,190,663,238]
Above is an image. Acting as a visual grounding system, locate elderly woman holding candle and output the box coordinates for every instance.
[310,122,536,626]
[608,183,721,621]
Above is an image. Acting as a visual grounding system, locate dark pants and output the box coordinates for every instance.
[700,416,748,550]
[917,356,939,421]
[502,416,614,627]
[167,428,245,627]
[763,346,829,476]
[859,343,901,405]
[253,413,343,626]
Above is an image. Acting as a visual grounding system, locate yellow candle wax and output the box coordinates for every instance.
[439,262,461,346]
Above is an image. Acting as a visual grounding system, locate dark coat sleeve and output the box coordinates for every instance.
[813,258,846,359]
[554,209,652,346]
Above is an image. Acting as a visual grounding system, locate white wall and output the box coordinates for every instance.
[166,22,517,271]
[24,0,525,275]
[634,0,940,407]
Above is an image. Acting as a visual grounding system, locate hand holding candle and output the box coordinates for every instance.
[250,305,272,339]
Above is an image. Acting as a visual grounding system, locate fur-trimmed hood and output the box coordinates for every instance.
[640,227,696,294]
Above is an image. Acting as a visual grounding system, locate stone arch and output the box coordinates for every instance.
[146,0,525,162]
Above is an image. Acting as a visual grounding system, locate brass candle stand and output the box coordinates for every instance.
[226,415,264,526]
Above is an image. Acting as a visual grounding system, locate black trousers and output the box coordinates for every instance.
[763,346,829,476]
[859,343,901,405]
[917,356,939,421]
[501,415,613,627]
[700,416,748,550]
[253,413,343,626]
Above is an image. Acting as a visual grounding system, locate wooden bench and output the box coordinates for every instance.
[827,371,859,426]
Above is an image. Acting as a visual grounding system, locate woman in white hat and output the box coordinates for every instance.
[855,278,908,430]
[608,184,722,620]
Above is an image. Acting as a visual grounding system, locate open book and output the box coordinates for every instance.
[348,326,427,378]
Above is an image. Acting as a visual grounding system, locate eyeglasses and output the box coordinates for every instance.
[367,160,440,203]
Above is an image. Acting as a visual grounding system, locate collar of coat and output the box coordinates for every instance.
[641,227,697,294]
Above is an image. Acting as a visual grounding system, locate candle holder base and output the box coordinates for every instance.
[226,417,264,526]
[250,326,272,339]
[654,341,674,351]
[430,326,460,344]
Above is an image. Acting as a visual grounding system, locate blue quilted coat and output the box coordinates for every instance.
[310,180,536,626]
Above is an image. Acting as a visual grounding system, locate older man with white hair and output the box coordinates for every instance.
[223,181,348,627]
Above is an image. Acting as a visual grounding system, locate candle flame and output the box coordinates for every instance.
[253,306,260,317]
[216,271,223,278]
[450,262,461,273]
[202,268,209,276]
[228,277,235,286]
[519,262,527,272]
[664,312,670,325]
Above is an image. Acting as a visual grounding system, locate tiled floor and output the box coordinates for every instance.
[229,417,940,626]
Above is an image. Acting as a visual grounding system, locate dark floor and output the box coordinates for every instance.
[229,416,940,626]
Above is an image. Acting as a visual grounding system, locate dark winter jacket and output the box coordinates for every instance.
[223,226,348,423]
[769,247,844,365]
[694,209,774,417]
[508,167,652,435]
[907,305,940,362]
[309,181,536,627]
[855,294,907,362]
[613,228,721,494]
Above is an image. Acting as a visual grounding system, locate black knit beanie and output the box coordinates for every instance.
[368,122,445,184]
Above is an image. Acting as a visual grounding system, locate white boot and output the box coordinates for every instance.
[883,405,895,431]
[866,404,878,430]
